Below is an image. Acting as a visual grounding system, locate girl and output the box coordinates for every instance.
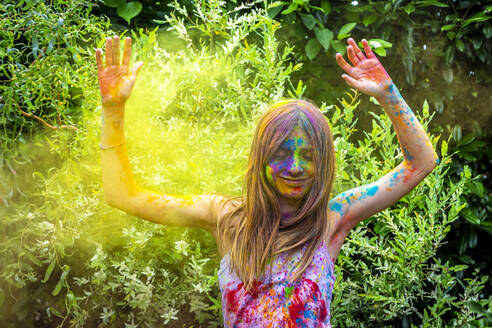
[96,36,438,327]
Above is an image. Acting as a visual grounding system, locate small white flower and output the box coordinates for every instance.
[174,240,189,256]
[369,41,382,48]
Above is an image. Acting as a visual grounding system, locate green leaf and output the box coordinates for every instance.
[452,125,462,142]
[368,39,392,48]
[268,4,283,18]
[467,301,488,315]
[416,0,449,8]
[52,265,70,296]
[441,24,456,31]
[449,264,468,272]
[373,47,387,56]
[305,38,321,60]
[471,36,483,49]
[320,0,331,14]
[295,80,304,97]
[42,258,56,283]
[402,3,415,14]
[117,1,143,25]
[331,39,346,55]
[338,22,356,40]
[25,251,42,267]
[442,69,453,84]
[32,35,39,58]
[456,39,465,52]
[315,28,333,50]
[281,3,298,15]
[362,14,377,26]
[423,99,429,117]
[444,45,455,65]
[447,31,457,40]
[462,208,480,225]
[300,14,316,30]
[104,0,125,8]
[463,14,491,27]
[483,26,492,38]
[441,139,448,156]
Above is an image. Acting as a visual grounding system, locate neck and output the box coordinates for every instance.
[279,197,300,220]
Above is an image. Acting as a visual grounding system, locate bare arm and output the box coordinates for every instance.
[328,38,438,257]
[97,36,220,233]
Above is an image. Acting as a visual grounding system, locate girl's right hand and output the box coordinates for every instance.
[96,36,143,108]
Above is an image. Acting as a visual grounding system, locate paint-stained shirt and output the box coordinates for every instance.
[218,240,335,328]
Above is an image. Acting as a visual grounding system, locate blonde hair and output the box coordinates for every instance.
[218,99,336,290]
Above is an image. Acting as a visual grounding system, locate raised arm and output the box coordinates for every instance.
[96,36,221,233]
[328,38,438,256]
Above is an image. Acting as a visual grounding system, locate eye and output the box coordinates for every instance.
[272,148,290,158]
[302,151,313,161]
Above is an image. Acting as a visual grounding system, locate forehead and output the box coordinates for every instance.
[279,125,312,150]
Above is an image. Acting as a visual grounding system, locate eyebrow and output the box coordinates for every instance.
[277,145,313,151]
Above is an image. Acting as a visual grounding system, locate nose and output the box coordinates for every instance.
[286,154,304,176]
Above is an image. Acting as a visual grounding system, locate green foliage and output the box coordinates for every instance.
[0,0,489,327]
[326,92,487,326]
[104,0,143,25]
[0,0,110,165]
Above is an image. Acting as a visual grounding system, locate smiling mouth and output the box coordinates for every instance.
[280,177,311,183]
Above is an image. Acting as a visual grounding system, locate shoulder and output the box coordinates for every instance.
[211,195,243,256]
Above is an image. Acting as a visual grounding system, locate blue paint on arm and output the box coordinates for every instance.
[329,200,344,216]
[366,185,379,197]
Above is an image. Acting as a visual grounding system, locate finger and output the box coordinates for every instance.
[341,74,362,89]
[96,48,103,72]
[348,38,366,61]
[105,37,113,66]
[113,35,120,65]
[347,46,360,66]
[336,53,353,75]
[130,61,144,78]
[362,39,376,58]
[122,37,132,68]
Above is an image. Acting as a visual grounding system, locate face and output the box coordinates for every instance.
[265,125,315,201]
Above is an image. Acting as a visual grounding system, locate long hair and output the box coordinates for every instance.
[218,99,336,290]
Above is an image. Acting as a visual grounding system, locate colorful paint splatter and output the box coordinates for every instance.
[218,241,335,327]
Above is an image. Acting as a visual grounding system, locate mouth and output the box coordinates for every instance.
[279,177,311,184]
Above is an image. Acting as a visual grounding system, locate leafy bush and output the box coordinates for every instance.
[0,0,109,165]
[0,1,488,327]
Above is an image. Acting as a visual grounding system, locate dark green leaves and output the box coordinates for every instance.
[337,22,356,40]
[52,265,70,296]
[300,14,316,30]
[42,257,56,283]
[305,38,321,60]
[104,0,125,7]
[315,28,333,50]
[117,1,143,25]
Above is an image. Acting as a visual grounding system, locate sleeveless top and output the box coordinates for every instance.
[218,240,335,328]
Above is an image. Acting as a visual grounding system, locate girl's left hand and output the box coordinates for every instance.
[336,38,393,98]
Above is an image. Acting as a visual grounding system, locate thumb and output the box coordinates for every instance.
[342,74,361,89]
[130,61,144,78]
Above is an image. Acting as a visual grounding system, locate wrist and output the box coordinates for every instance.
[376,82,398,104]
[102,103,125,120]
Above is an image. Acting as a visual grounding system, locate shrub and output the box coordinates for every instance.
[0,1,488,327]
[0,0,109,165]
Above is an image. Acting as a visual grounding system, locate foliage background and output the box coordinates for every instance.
[1,0,491,327]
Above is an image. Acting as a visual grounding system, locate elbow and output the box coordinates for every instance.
[103,189,130,210]
[418,154,439,176]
